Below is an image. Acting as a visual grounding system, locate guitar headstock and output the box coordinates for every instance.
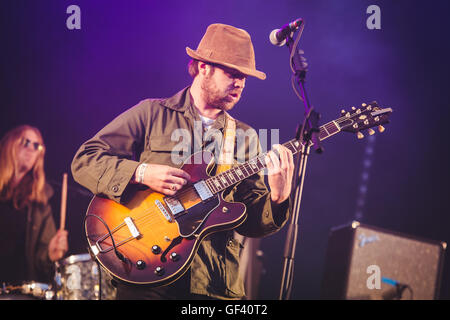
[338,101,393,139]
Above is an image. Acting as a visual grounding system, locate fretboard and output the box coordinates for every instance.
[205,119,342,194]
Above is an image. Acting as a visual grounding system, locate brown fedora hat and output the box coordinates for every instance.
[186,23,266,80]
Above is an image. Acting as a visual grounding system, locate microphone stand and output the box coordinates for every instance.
[279,22,323,300]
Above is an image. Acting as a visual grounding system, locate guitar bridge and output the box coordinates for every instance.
[91,217,141,255]
[155,200,173,222]
[124,217,141,239]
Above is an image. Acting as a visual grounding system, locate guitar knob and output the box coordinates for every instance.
[155,266,165,276]
[170,252,180,262]
[136,260,146,270]
[357,132,364,139]
[368,128,375,135]
[378,125,385,133]
[152,245,161,255]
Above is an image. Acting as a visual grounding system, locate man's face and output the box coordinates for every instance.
[200,64,247,112]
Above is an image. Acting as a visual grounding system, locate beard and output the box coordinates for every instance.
[200,74,241,111]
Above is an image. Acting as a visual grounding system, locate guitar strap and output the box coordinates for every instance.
[216,112,236,172]
[215,113,249,282]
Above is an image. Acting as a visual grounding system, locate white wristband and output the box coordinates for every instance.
[136,163,148,184]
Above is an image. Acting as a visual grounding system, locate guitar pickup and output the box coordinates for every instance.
[124,217,141,239]
[194,180,214,201]
[164,196,185,216]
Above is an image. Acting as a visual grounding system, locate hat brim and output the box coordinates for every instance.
[186,47,266,80]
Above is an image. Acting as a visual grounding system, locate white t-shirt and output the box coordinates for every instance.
[200,114,215,131]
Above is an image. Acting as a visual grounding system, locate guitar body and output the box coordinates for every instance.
[85,150,246,287]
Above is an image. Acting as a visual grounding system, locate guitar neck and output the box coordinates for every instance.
[205,118,342,194]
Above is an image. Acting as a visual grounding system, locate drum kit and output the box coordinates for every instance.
[1,253,117,300]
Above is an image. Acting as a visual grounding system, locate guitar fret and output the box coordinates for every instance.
[291,140,301,153]
[241,164,251,177]
[243,163,252,177]
[220,174,229,187]
[235,167,245,179]
[207,177,218,193]
[213,177,223,190]
[249,159,258,172]
[319,127,329,140]
[286,141,297,153]
[291,141,299,154]
[217,176,226,189]
[256,156,265,170]
[226,171,236,183]
[206,179,217,194]
[324,122,339,137]
[227,172,233,184]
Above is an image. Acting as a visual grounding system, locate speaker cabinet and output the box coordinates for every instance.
[321,221,447,300]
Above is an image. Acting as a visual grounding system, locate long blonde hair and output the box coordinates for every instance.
[0,125,48,209]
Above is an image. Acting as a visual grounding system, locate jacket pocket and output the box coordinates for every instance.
[145,135,190,166]
[224,238,245,297]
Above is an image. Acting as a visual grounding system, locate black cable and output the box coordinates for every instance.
[403,285,414,300]
[84,213,129,300]
[84,213,127,263]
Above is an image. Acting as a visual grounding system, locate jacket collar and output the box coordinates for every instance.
[160,86,227,130]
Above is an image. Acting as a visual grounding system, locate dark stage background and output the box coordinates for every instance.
[1,0,449,299]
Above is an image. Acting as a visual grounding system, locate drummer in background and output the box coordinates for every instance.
[0,125,68,285]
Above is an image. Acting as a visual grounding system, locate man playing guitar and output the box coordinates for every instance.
[71,23,294,300]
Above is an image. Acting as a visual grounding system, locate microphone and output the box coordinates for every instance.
[269,18,303,46]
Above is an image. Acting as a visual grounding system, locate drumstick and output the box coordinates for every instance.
[59,173,68,230]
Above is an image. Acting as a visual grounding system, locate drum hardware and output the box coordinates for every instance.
[1,253,116,300]
[54,253,116,300]
[0,282,54,300]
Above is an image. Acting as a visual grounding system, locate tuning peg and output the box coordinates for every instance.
[378,125,385,133]
[361,103,367,107]
[357,132,364,139]
[352,106,356,111]
[368,128,375,135]
[341,109,346,115]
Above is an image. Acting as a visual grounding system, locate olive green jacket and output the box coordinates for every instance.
[71,87,290,299]
[26,184,57,283]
